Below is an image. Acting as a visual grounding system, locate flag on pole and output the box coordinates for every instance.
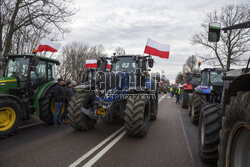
[107,60,111,70]
[37,38,61,52]
[144,38,170,59]
[86,59,97,68]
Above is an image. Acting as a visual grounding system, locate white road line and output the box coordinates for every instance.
[177,110,194,163]
[159,94,167,102]
[69,127,124,167]
[82,131,126,167]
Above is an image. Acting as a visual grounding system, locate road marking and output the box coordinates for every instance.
[177,110,194,163]
[69,127,124,167]
[82,131,126,167]
[159,94,167,102]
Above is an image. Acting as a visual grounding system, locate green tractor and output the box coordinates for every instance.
[0,54,62,138]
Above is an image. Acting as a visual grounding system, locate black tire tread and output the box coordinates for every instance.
[191,93,206,124]
[124,95,149,137]
[198,103,222,162]
[39,87,55,124]
[218,91,250,167]
[68,92,96,131]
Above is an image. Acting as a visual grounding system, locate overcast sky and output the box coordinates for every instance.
[62,0,249,83]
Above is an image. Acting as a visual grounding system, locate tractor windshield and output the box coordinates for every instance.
[201,70,223,86]
[111,57,138,72]
[87,70,96,83]
[210,71,223,86]
[191,74,201,87]
[5,57,29,77]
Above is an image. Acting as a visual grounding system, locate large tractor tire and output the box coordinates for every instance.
[0,97,21,138]
[182,91,189,109]
[124,94,150,137]
[191,93,206,124]
[150,91,158,121]
[68,92,96,131]
[218,91,250,167]
[198,103,222,162]
[39,86,65,124]
[188,93,193,116]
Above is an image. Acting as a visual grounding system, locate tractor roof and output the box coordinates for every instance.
[6,54,60,65]
[201,68,228,72]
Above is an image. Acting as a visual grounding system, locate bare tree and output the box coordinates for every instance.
[175,72,183,84]
[191,4,250,69]
[183,55,198,73]
[57,42,106,83]
[0,0,76,56]
[115,47,126,55]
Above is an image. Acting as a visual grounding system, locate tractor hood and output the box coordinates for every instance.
[0,77,17,93]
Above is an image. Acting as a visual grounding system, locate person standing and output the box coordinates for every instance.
[62,81,75,124]
[176,87,181,103]
[170,87,173,97]
[53,78,65,127]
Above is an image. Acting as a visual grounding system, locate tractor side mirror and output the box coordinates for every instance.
[208,22,221,42]
[31,57,39,66]
[148,58,154,68]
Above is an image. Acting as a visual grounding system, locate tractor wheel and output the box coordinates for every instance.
[198,103,222,162]
[182,91,189,109]
[0,98,21,138]
[191,93,206,124]
[39,86,65,124]
[218,91,250,167]
[68,92,96,131]
[188,93,193,116]
[124,94,150,137]
[150,91,158,121]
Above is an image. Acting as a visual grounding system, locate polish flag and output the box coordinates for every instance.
[107,60,111,70]
[86,59,97,68]
[144,38,170,59]
[37,38,61,52]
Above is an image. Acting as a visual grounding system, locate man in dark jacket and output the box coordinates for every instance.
[62,81,75,124]
[53,78,65,126]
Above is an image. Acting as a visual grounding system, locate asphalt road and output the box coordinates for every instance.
[0,94,215,167]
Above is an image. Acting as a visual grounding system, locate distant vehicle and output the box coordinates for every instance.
[158,81,167,94]
[182,72,201,109]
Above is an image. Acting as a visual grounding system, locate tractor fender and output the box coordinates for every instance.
[223,73,250,107]
[39,82,57,100]
[194,85,211,94]
[0,94,25,117]
[33,81,57,114]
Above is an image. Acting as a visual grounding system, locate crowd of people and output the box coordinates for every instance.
[53,78,76,127]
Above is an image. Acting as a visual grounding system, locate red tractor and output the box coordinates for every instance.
[182,72,201,108]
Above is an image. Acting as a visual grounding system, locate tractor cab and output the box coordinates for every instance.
[195,68,227,103]
[2,55,59,97]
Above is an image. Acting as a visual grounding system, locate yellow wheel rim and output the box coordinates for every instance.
[0,107,16,131]
[50,98,65,115]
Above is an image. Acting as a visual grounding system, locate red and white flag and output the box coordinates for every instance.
[37,38,61,52]
[86,59,97,68]
[107,60,111,70]
[144,38,170,59]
